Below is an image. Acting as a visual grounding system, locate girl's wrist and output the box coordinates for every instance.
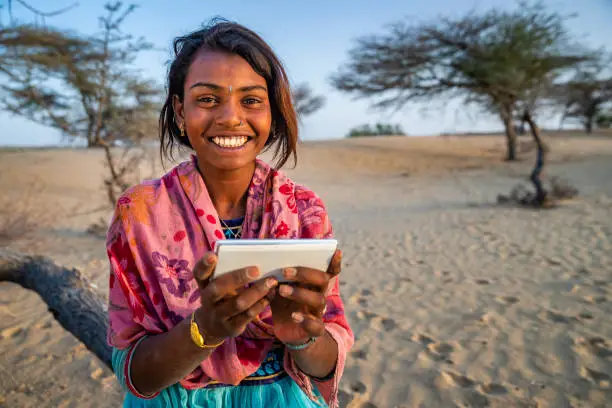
[192,309,225,347]
[284,336,318,351]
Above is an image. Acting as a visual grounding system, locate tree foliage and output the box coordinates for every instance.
[0,2,161,147]
[330,1,589,160]
[292,82,325,117]
[596,111,612,128]
[556,56,612,133]
[0,2,161,211]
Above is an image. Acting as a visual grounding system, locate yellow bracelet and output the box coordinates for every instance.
[190,312,224,349]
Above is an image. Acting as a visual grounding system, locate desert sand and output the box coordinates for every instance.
[1,132,612,407]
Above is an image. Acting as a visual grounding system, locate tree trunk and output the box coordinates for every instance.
[0,249,111,370]
[504,119,516,161]
[585,119,593,134]
[88,138,105,148]
[500,110,517,161]
[523,111,548,207]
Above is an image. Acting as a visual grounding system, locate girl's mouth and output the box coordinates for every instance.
[209,136,252,149]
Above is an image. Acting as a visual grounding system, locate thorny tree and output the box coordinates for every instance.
[330,2,588,163]
[0,2,162,207]
[556,55,612,133]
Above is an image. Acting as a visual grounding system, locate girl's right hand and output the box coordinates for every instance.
[191,252,278,345]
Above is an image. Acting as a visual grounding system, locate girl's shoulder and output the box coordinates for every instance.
[294,183,326,209]
[115,160,188,210]
[292,183,332,239]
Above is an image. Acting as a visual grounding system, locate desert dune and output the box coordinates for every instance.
[1,132,612,407]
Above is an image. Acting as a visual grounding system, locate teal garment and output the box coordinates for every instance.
[111,344,327,408]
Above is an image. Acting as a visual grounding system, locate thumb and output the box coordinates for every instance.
[193,252,217,291]
[326,249,342,277]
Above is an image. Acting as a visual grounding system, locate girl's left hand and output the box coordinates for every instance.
[270,250,342,346]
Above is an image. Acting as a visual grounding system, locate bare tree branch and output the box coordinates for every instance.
[12,0,79,18]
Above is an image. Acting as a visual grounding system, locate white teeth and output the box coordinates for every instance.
[212,136,248,148]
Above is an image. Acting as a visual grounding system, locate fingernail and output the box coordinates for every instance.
[291,312,303,323]
[284,268,297,278]
[265,278,277,289]
[205,254,215,265]
[248,267,260,279]
[279,285,293,297]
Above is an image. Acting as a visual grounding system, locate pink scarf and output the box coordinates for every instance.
[106,155,353,406]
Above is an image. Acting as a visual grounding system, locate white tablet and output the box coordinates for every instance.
[213,239,338,282]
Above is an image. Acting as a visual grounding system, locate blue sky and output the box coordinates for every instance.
[0,0,610,146]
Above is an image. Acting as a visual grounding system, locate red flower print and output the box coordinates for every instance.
[117,196,132,205]
[274,221,289,237]
[279,183,292,195]
[206,215,216,224]
[279,182,297,213]
[173,231,186,242]
[108,233,143,294]
[128,292,145,322]
[295,188,316,202]
[196,209,205,217]
[215,229,223,239]
[287,195,296,213]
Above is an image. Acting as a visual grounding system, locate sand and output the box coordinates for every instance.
[1,131,612,407]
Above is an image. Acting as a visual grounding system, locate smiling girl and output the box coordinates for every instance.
[105,20,354,408]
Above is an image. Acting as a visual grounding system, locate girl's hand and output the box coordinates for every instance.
[192,253,278,345]
[270,250,342,345]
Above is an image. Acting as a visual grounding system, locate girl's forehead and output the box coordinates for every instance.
[185,49,266,87]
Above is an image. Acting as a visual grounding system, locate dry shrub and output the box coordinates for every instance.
[0,177,48,246]
[85,144,159,238]
[497,176,579,208]
[547,176,579,200]
[86,217,110,238]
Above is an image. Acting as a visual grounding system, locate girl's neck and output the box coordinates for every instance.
[196,158,255,220]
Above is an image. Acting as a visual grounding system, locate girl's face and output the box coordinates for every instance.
[173,49,272,173]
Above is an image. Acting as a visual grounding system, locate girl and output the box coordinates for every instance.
[106,20,353,408]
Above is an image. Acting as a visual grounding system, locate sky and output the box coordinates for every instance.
[0,0,611,146]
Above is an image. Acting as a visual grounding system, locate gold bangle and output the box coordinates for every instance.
[190,312,224,349]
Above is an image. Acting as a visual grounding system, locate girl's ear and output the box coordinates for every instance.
[172,94,185,127]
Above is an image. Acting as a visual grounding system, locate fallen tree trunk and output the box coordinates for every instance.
[0,249,111,370]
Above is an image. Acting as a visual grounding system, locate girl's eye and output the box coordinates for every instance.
[243,98,261,105]
[198,97,217,104]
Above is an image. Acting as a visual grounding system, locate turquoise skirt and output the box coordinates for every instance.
[112,345,328,408]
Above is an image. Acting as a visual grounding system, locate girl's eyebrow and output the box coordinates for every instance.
[189,82,267,93]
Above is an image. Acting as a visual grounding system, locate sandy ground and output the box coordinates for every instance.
[1,132,612,407]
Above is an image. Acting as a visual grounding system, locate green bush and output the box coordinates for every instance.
[347,123,406,137]
[596,113,612,128]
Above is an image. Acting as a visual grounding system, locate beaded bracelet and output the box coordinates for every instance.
[284,336,317,351]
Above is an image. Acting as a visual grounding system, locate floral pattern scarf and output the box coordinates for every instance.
[106,155,353,407]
